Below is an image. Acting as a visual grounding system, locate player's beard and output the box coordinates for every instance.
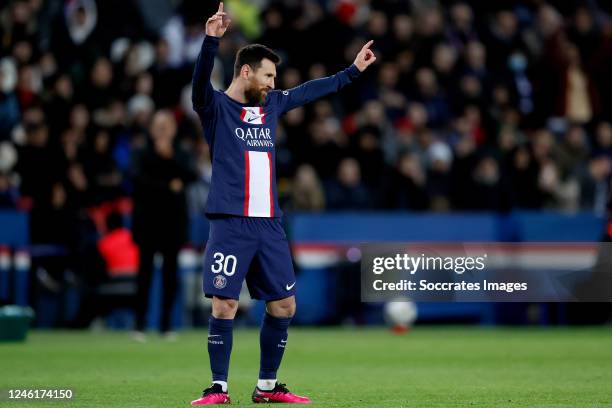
[245,82,269,106]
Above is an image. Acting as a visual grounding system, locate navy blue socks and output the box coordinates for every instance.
[207,313,292,390]
[259,313,292,380]
[208,316,234,386]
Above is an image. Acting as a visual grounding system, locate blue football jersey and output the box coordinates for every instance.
[192,35,361,218]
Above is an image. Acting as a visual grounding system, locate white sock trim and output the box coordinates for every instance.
[257,379,277,391]
[212,380,228,392]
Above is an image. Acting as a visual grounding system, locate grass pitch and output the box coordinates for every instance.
[1,327,611,407]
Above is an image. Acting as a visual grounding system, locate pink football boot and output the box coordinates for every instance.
[252,382,311,404]
[191,384,231,405]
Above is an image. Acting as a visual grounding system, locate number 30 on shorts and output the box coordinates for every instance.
[211,252,237,276]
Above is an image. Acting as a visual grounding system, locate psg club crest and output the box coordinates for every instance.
[240,107,266,125]
[213,275,227,289]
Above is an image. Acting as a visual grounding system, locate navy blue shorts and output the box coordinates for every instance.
[202,216,296,301]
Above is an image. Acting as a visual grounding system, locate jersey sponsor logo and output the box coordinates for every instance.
[213,275,227,289]
[234,127,274,147]
[240,107,265,125]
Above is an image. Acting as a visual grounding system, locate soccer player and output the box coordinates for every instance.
[190,3,376,405]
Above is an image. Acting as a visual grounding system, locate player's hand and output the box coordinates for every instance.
[353,40,377,72]
[205,2,231,38]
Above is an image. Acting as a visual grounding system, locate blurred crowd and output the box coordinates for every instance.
[2,0,612,230]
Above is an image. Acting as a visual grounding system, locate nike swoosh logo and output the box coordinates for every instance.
[208,335,221,338]
[280,339,287,343]
[246,116,261,123]
[286,282,296,290]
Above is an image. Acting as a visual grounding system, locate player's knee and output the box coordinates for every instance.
[212,297,239,319]
[266,297,296,318]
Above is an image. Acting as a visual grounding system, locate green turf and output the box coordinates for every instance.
[1,327,611,407]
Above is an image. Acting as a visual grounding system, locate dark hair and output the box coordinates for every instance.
[106,212,124,232]
[233,44,281,78]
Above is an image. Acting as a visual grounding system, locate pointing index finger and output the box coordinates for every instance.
[361,40,374,51]
[218,2,224,13]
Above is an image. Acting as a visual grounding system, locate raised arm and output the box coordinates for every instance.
[275,40,377,114]
[192,2,231,113]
